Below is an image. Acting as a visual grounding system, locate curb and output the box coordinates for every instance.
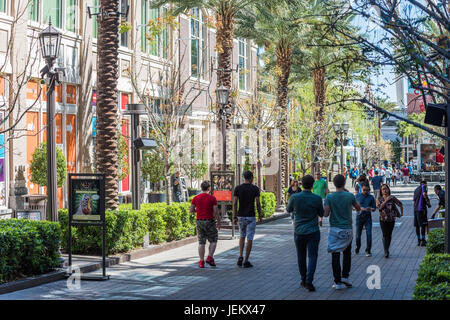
[0,236,198,295]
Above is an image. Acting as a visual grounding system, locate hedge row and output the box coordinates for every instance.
[413,253,450,300]
[59,202,196,255]
[259,192,276,218]
[426,228,445,254]
[413,229,449,300]
[0,219,61,284]
[59,192,276,256]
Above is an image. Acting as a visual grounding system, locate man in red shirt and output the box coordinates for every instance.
[402,165,410,184]
[190,181,221,268]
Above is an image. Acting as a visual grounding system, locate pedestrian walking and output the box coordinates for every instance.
[377,184,403,258]
[385,166,392,186]
[286,179,302,203]
[313,172,329,202]
[413,181,431,246]
[172,171,184,202]
[355,185,376,257]
[431,185,445,219]
[355,174,369,195]
[395,169,402,186]
[350,166,359,188]
[233,171,262,268]
[287,175,323,292]
[371,170,384,202]
[190,181,220,268]
[368,166,375,182]
[324,174,361,290]
[402,165,410,184]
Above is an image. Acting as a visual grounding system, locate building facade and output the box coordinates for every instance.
[0,0,263,211]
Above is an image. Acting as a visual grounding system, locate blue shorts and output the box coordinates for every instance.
[238,217,257,240]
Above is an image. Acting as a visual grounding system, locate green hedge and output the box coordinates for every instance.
[0,219,61,284]
[60,202,196,255]
[260,192,276,218]
[59,209,149,255]
[413,253,450,300]
[426,229,445,254]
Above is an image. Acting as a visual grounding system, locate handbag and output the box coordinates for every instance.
[392,200,401,218]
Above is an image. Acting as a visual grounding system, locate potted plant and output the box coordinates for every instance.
[29,142,67,214]
[117,131,129,204]
[142,151,166,203]
[182,160,208,197]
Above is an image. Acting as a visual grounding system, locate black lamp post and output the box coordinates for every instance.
[39,20,63,222]
[124,104,157,210]
[216,85,231,226]
[216,85,230,170]
[334,123,349,175]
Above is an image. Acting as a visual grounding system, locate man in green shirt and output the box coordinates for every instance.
[287,175,324,292]
[313,172,329,200]
[324,174,361,290]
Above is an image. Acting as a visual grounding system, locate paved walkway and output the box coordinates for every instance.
[1,183,437,300]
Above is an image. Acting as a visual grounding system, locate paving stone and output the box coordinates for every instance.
[0,183,430,300]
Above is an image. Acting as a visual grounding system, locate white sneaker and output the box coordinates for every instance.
[332,283,345,290]
[366,253,372,257]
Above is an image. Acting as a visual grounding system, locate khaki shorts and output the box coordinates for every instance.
[196,220,218,245]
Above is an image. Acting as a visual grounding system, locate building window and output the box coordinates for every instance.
[27,1,76,32]
[238,38,249,91]
[42,0,62,28]
[120,0,128,47]
[190,8,207,79]
[92,0,99,38]
[65,0,76,32]
[28,0,39,22]
[0,0,6,13]
[141,1,168,58]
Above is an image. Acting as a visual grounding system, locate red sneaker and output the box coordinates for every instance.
[199,260,205,268]
[206,256,216,267]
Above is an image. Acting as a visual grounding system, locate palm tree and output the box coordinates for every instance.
[235,0,304,205]
[292,1,366,176]
[153,0,258,131]
[96,0,120,210]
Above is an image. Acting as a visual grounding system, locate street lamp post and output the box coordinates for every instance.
[39,20,63,222]
[124,104,157,210]
[216,85,231,226]
[216,85,230,171]
[334,123,349,175]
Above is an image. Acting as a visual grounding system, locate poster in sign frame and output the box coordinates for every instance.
[67,173,109,280]
[210,171,235,204]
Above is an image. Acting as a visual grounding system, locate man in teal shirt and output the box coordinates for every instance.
[287,175,324,292]
[324,174,361,290]
[313,172,329,200]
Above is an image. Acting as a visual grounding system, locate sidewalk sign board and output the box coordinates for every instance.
[67,173,109,281]
[210,171,235,238]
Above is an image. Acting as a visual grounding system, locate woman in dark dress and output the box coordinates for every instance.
[377,184,403,258]
[286,179,302,202]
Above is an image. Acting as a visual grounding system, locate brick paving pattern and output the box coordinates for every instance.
[1,183,436,300]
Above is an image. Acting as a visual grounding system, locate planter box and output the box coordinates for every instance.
[148,193,166,203]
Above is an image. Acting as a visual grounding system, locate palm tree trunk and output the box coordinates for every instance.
[216,6,234,170]
[276,43,292,205]
[96,0,120,210]
[311,67,327,177]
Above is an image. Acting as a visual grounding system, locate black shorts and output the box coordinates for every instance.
[414,210,428,227]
